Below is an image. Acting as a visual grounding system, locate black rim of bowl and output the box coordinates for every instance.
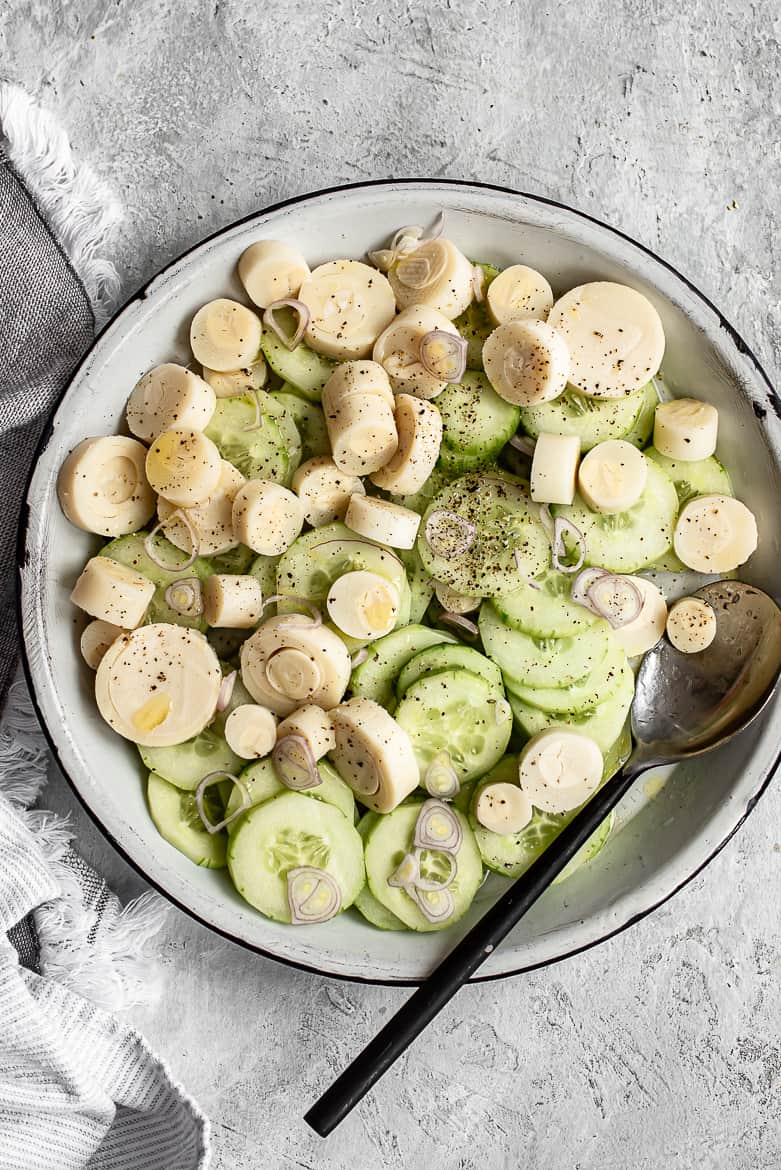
[17,177,781,987]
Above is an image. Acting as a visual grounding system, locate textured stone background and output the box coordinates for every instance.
[2,1,781,1166]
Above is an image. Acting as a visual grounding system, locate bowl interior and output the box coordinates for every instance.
[21,181,781,982]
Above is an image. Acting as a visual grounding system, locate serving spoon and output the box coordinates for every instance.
[305,580,781,1136]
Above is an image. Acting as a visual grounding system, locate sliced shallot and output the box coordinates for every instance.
[164,576,203,618]
[571,566,610,613]
[272,734,322,791]
[424,509,476,559]
[418,329,467,384]
[215,669,237,713]
[439,612,479,639]
[538,503,555,541]
[410,885,456,924]
[351,648,369,669]
[262,298,310,351]
[513,551,543,590]
[387,851,420,889]
[143,511,200,572]
[472,265,485,303]
[551,516,586,575]
[423,751,460,800]
[244,388,264,432]
[287,866,342,925]
[195,770,250,835]
[586,574,643,629]
[414,847,457,892]
[413,799,463,855]
[367,247,397,272]
[262,594,323,629]
[395,247,447,291]
[509,433,536,457]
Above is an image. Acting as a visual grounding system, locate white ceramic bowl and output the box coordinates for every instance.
[20,180,781,984]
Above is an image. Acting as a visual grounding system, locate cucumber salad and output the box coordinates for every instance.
[58,220,759,932]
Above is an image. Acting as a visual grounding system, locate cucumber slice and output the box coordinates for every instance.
[396,643,503,698]
[453,262,499,370]
[147,771,227,868]
[349,623,457,710]
[436,371,520,473]
[270,387,330,460]
[479,602,611,690]
[553,811,614,885]
[510,640,627,715]
[100,532,212,631]
[469,732,628,879]
[260,318,336,401]
[493,568,601,638]
[224,757,356,829]
[398,545,434,624]
[353,813,406,931]
[394,669,512,782]
[395,467,457,516]
[209,544,255,575]
[518,382,652,452]
[205,391,294,484]
[364,802,483,932]
[621,381,658,449]
[553,458,679,573]
[140,726,242,790]
[644,447,733,507]
[248,552,279,599]
[418,472,549,597]
[508,656,634,742]
[227,791,365,921]
[276,521,408,617]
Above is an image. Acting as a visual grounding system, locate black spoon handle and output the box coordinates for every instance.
[305,761,644,1137]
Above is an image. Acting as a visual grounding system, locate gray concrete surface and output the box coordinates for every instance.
[2,0,781,1166]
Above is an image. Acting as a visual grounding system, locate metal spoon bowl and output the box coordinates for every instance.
[307,580,781,1136]
[632,580,781,770]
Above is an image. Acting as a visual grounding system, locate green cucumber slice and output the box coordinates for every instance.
[493,567,601,638]
[469,731,628,879]
[260,316,336,401]
[147,771,227,868]
[224,758,356,829]
[509,640,627,715]
[364,802,483,932]
[644,447,733,507]
[553,810,615,885]
[209,544,255,575]
[270,387,330,460]
[248,552,279,599]
[518,382,652,452]
[478,602,611,690]
[418,472,549,597]
[353,813,406,931]
[508,657,635,746]
[205,391,294,484]
[275,521,408,615]
[227,791,364,921]
[453,262,499,370]
[349,623,457,710]
[436,371,520,473]
[100,532,213,631]
[398,545,434,624]
[140,727,241,790]
[621,381,658,448]
[394,669,512,782]
[396,643,503,699]
[395,467,457,516]
[553,458,679,573]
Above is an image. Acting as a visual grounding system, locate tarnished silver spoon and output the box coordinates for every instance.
[306,580,781,1136]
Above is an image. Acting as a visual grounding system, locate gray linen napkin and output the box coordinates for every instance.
[0,83,210,1168]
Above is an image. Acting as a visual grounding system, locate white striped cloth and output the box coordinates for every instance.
[0,83,211,1168]
[0,785,209,1170]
